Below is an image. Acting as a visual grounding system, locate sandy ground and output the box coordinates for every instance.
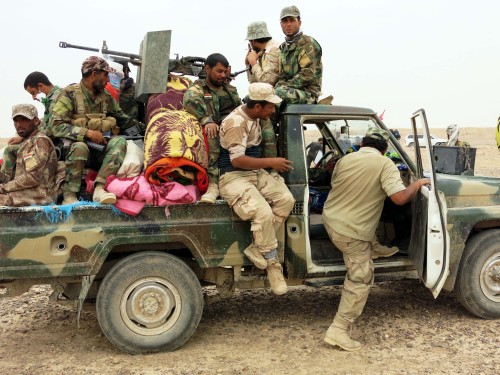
[1,128,499,374]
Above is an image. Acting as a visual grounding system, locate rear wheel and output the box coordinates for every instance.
[96,252,203,354]
[408,142,414,148]
[456,230,500,319]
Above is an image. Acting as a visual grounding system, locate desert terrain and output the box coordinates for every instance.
[0,127,499,374]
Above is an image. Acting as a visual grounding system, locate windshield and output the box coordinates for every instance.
[325,118,400,156]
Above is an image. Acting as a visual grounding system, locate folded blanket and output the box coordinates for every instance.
[146,75,192,122]
[144,108,208,193]
[105,173,200,216]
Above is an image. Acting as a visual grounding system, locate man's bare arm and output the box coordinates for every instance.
[390,178,431,206]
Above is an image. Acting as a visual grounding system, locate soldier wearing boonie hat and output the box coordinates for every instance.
[321,127,430,352]
[218,82,295,296]
[0,103,60,207]
[245,21,282,164]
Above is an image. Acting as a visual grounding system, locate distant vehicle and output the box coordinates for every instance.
[405,134,447,148]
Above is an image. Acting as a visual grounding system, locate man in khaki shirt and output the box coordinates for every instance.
[218,82,295,295]
[322,128,430,351]
[245,21,281,86]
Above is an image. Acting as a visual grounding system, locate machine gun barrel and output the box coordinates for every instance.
[59,42,99,53]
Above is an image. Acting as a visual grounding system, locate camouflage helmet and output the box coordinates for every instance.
[366,127,390,141]
[11,103,38,120]
[280,5,300,19]
[81,56,112,75]
[246,21,272,40]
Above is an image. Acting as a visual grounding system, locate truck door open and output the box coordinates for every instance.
[408,109,450,298]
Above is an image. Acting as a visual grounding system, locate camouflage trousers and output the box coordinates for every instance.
[63,137,127,193]
[324,224,374,323]
[219,169,295,252]
[0,144,20,182]
[274,86,317,105]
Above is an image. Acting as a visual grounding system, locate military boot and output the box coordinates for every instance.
[62,192,78,205]
[200,183,219,203]
[93,184,116,205]
[243,244,267,269]
[266,259,288,295]
[324,317,362,351]
[371,243,399,259]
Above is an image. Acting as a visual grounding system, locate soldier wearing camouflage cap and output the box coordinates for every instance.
[50,56,146,205]
[275,5,323,106]
[321,127,430,351]
[0,104,61,206]
[218,82,294,296]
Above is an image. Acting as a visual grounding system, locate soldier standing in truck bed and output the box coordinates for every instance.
[50,56,145,205]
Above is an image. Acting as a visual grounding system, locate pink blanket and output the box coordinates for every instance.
[105,173,200,216]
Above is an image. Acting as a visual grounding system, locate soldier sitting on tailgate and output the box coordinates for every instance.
[50,56,145,205]
[0,104,62,206]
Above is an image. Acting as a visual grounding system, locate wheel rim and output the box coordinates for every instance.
[479,253,500,303]
[120,277,181,336]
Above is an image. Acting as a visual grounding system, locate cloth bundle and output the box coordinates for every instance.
[105,173,200,216]
[144,108,208,194]
[146,75,192,122]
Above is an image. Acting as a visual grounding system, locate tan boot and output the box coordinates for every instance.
[318,95,334,105]
[62,192,78,205]
[200,183,219,203]
[243,245,267,269]
[371,242,399,259]
[324,317,361,351]
[266,259,288,295]
[93,185,116,204]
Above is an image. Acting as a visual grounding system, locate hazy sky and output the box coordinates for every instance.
[1,0,499,137]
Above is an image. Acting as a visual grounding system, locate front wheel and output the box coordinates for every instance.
[408,142,415,148]
[456,230,500,319]
[96,252,203,354]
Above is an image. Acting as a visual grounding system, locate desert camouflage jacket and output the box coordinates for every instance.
[0,130,59,206]
[50,81,138,141]
[247,39,281,86]
[183,79,241,126]
[277,32,323,99]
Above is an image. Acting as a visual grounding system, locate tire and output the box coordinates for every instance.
[96,252,203,354]
[408,142,414,148]
[455,230,500,319]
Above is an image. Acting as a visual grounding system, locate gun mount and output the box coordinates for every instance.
[60,32,250,100]
[60,30,180,103]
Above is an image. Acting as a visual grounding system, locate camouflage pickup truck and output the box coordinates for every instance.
[1,106,499,355]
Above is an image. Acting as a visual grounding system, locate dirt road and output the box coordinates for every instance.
[1,280,498,375]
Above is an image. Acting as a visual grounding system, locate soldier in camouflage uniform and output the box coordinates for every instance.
[275,5,323,105]
[245,21,281,158]
[3,72,63,172]
[183,53,241,203]
[0,104,59,206]
[50,56,145,205]
[218,82,295,295]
